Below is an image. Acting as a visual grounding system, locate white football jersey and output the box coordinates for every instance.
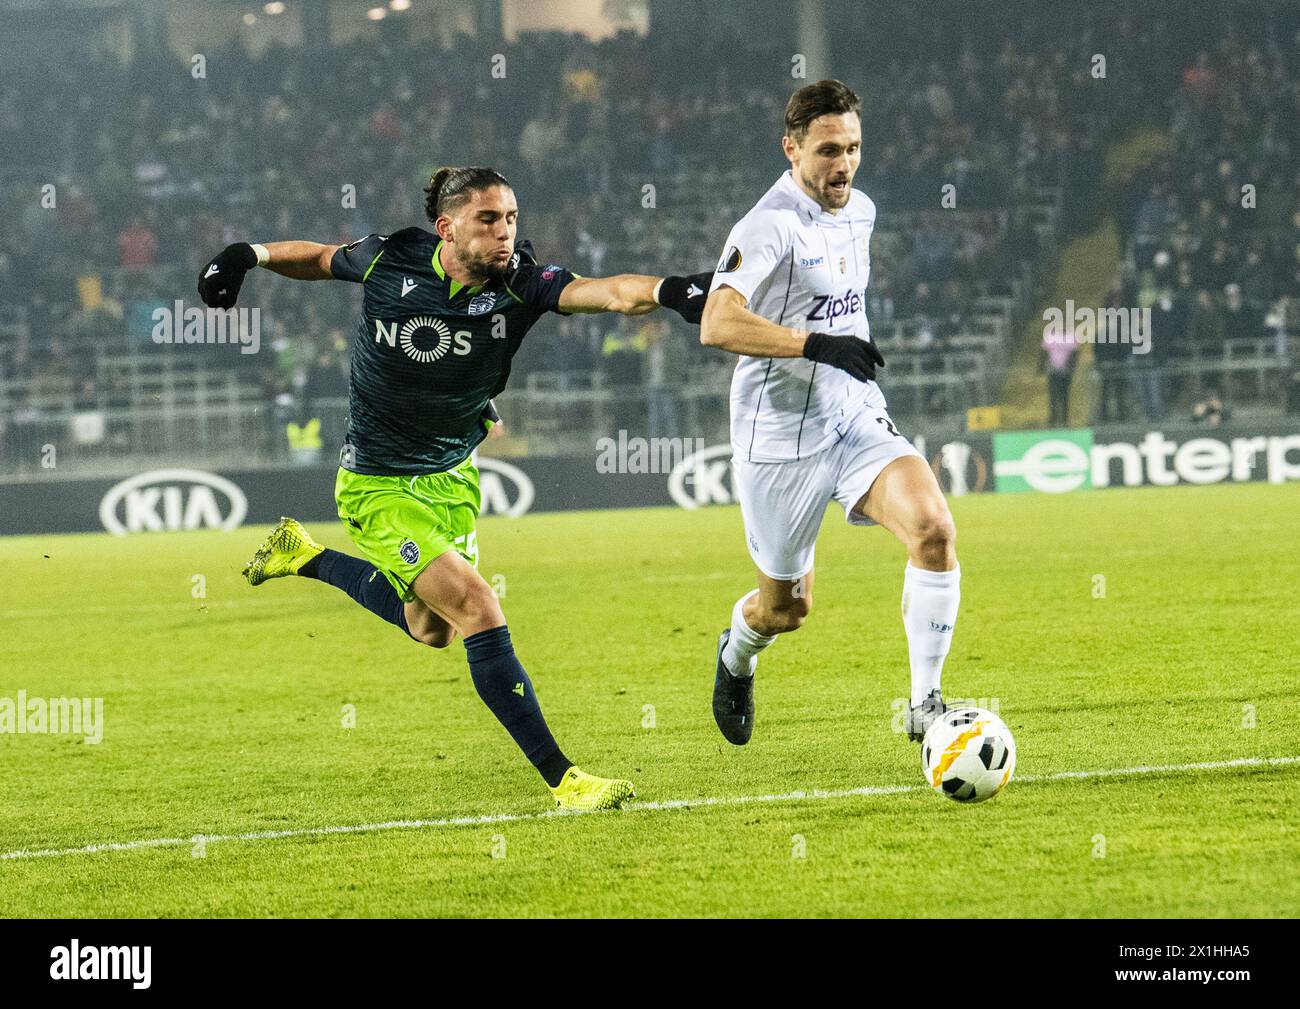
[710,169,884,462]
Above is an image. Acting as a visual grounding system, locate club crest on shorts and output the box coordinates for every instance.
[399,539,421,565]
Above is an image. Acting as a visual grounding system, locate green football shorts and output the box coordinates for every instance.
[334,457,481,603]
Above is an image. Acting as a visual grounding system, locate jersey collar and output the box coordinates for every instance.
[432,240,485,299]
[778,169,838,223]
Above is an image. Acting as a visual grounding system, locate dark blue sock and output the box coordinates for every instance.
[300,548,412,639]
[463,625,571,785]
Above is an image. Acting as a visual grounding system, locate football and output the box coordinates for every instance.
[921,707,1016,803]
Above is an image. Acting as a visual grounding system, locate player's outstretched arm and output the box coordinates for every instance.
[700,285,884,381]
[197,241,341,308]
[557,274,662,316]
[259,241,342,280]
[553,270,713,323]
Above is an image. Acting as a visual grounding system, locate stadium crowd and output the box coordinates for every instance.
[0,3,1296,458]
[1099,24,1300,422]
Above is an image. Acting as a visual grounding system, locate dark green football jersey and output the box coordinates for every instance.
[329,227,576,475]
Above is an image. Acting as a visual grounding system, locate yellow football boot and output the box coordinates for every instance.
[242,517,324,586]
[549,767,635,811]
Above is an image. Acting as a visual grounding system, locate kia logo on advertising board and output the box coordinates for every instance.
[99,469,249,536]
[668,443,735,510]
[477,457,535,517]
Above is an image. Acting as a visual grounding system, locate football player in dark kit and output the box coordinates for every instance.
[198,166,710,810]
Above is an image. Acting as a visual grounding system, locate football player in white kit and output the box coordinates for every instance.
[700,80,961,746]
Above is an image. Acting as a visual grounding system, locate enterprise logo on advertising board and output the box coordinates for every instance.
[993,430,1093,494]
[993,428,1300,493]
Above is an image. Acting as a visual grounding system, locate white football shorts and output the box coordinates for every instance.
[732,404,924,581]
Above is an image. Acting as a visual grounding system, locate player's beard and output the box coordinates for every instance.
[805,171,851,210]
[454,248,510,285]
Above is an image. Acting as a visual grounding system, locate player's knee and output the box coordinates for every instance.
[911,508,956,564]
[455,580,505,632]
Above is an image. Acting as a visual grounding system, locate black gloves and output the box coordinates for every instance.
[658,271,713,325]
[802,332,885,382]
[197,243,259,309]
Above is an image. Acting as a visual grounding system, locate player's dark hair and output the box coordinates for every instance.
[784,80,861,143]
[424,166,511,222]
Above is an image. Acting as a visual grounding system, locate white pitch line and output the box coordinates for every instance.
[0,598,312,620]
[2,754,1297,863]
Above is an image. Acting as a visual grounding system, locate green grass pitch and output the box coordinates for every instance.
[1,482,1297,917]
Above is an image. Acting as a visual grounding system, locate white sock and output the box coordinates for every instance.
[721,590,775,679]
[901,562,961,706]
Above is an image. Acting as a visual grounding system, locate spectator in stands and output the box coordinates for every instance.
[10,4,1296,471]
[1041,318,1078,427]
[1152,284,1187,348]
[643,318,688,439]
[1182,51,1219,98]
[117,216,157,270]
[1222,283,1263,342]
[302,336,348,412]
[600,316,645,434]
[1093,286,1130,423]
[1191,392,1229,427]
[1186,287,1225,358]
[1129,291,1171,423]
[519,102,566,188]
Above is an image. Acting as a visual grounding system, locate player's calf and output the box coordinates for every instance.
[723,581,806,677]
[411,554,634,802]
[747,591,811,635]
[403,602,458,649]
[713,575,810,746]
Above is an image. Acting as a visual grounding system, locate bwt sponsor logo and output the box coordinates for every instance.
[50,940,151,989]
[99,469,248,535]
[152,300,260,355]
[1043,300,1150,355]
[993,429,1300,493]
[668,444,736,509]
[808,289,866,327]
[477,457,535,517]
